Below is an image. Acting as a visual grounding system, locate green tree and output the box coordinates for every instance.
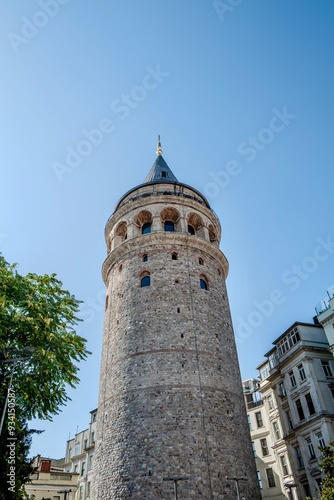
[306,441,334,500]
[0,254,90,497]
[318,441,334,499]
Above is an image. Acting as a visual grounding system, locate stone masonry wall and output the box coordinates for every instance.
[93,188,261,499]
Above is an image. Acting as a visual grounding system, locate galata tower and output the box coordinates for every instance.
[93,138,261,499]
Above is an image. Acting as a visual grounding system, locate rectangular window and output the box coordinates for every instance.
[91,431,95,444]
[280,455,289,476]
[277,326,300,355]
[296,399,305,421]
[306,437,316,460]
[255,411,263,428]
[74,442,80,456]
[88,454,94,470]
[81,461,86,476]
[279,382,286,397]
[330,387,334,400]
[260,438,269,457]
[317,432,325,449]
[305,393,316,415]
[289,370,296,388]
[286,410,293,430]
[87,482,91,496]
[247,415,252,430]
[295,446,304,468]
[252,441,257,458]
[322,361,333,377]
[266,468,276,488]
[273,421,281,440]
[257,470,263,489]
[298,363,306,381]
[74,464,78,473]
[267,394,274,410]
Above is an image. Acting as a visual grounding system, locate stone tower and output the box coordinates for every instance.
[93,138,261,499]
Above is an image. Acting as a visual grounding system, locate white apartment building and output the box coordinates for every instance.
[257,322,334,499]
[243,378,287,499]
[63,408,97,500]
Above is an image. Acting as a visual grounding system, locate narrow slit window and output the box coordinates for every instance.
[140,274,151,287]
[172,253,178,260]
[200,278,208,290]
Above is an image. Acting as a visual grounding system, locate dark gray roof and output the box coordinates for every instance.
[144,155,178,183]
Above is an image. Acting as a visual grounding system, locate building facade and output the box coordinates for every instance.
[63,409,97,499]
[93,139,261,499]
[243,378,287,500]
[257,322,334,499]
[25,455,78,500]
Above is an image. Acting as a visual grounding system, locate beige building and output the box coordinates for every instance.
[243,378,287,499]
[257,321,334,499]
[63,409,97,500]
[25,455,78,500]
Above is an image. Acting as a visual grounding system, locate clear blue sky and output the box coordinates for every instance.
[1,0,334,459]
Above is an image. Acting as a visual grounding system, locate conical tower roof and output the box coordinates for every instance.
[143,136,178,183]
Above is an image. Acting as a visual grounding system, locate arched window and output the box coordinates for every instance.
[142,222,151,234]
[188,225,195,235]
[142,254,148,262]
[199,257,204,265]
[172,253,178,260]
[200,277,208,290]
[164,221,174,232]
[140,274,151,287]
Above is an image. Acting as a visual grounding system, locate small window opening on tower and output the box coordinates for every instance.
[217,268,221,276]
[172,252,178,260]
[142,222,151,234]
[164,220,174,232]
[188,225,195,235]
[161,171,167,178]
[119,264,123,272]
[143,254,148,262]
[140,272,151,288]
[105,296,109,311]
[199,257,204,265]
[200,277,208,290]
[177,307,180,313]
[175,279,179,284]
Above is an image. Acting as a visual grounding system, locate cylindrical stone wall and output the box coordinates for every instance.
[93,184,261,499]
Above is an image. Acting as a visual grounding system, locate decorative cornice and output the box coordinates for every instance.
[102,232,229,283]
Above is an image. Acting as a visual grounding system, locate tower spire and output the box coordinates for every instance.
[156,135,163,156]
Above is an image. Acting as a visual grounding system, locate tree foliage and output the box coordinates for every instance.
[0,254,90,497]
[318,441,334,499]
[306,441,334,500]
[0,254,90,420]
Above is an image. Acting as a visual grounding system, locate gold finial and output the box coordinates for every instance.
[156,135,163,156]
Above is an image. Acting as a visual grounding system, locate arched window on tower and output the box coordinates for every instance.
[200,276,208,290]
[140,272,151,288]
[172,252,178,260]
[142,254,148,262]
[164,221,174,232]
[142,222,151,234]
[188,225,195,235]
